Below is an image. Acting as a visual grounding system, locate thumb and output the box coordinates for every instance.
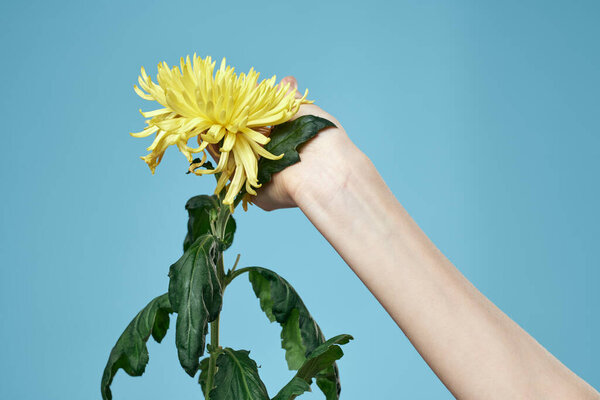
[279,76,303,99]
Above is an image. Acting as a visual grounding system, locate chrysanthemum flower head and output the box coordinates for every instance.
[131,54,311,209]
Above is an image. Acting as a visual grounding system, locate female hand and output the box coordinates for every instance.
[207,76,364,211]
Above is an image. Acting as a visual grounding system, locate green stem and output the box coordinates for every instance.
[217,253,226,292]
[205,205,243,398]
[204,318,219,399]
[229,254,241,273]
[226,266,253,285]
[205,252,227,399]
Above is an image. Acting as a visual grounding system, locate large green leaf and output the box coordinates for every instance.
[183,195,236,252]
[257,115,335,185]
[169,234,222,376]
[100,294,172,400]
[249,268,323,367]
[209,348,270,400]
[273,335,352,400]
[248,267,344,399]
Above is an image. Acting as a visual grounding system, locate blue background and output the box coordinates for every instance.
[1,0,598,398]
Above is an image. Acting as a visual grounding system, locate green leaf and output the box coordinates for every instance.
[168,234,222,376]
[183,195,236,252]
[257,115,335,185]
[249,268,324,364]
[220,210,236,251]
[100,294,172,400]
[272,335,353,400]
[248,267,345,399]
[271,377,311,400]
[209,348,270,400]
[249,268,321,369]
[183,195,219,252]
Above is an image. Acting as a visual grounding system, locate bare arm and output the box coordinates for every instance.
[251,77,600,400]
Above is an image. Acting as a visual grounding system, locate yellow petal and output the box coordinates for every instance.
[130,125,158,138]
[247,138,284,160]
[139,108,170,118]
[221,131,237,152]
[241,127,270,145]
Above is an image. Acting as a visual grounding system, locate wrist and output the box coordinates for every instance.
[293,136,405,240]
[288,132,369,210]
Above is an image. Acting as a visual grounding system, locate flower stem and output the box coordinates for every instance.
[204,317,219,399]
[229,254,241,273]
[205,204,243,398]
[205,252,226,399]
[225,266,253,285]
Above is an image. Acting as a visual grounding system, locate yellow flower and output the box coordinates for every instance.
[131,55,311,210]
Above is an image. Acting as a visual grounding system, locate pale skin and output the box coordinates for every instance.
[210,76,600,399]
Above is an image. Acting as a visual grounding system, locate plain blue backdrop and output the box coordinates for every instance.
[1,0,598,399]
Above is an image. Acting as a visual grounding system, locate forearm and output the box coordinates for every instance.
[293,141,599,399]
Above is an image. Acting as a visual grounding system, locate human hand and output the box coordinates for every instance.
[207,76,362,212]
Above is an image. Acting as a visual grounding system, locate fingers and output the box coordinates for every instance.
[280,76,323,119]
